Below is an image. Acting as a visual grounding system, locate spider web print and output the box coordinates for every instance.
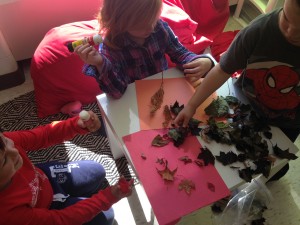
[0,91,137,186]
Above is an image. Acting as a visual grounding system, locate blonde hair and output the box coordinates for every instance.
[98,0,162,49]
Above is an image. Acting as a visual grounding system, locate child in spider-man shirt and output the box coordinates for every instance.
[175,0,300,180]
[0,110,133,225]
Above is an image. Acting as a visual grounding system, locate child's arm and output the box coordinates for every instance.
[2,178,133,225]
[174,64,231,127]
[4,111,100,152]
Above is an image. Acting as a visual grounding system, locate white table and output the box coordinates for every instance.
[96,67,299,190]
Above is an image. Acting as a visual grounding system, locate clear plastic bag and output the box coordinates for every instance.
[214,175,273,225]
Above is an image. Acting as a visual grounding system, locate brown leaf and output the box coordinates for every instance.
[194,159,205,167]
[151,134,170,147]
[179,156,193,164]
[157,160,177,181]
[178,179,196,195]
[150,84,164,115]
[156,158,165,165]
[162,105,173,128]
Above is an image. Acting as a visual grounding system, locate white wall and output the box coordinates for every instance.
[0,0,101,61]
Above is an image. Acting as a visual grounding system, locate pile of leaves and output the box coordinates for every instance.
[153,101,202,147]
[203,96,298,182]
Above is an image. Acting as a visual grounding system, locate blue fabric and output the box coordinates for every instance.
[36,160,114,225]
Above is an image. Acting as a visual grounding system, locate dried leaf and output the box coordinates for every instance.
[253,159,271,178]
[156,158,165,165]
[273,144,298,160]
[178,179,195,195]
[170,101,184,116]
[179,156,192,164]
[151,134,170,147]
[157,160,177,181]
[194,159,205,167]
[162,105,173,128]
[168,127,189,147]
[207,182,215,192]
[141,153,147,160]
[197,147,215,166]
[150,72,164,116]
[238,167,254,182]
[265,155,277,165]
[204,96,229,117]
[216,151,238,166]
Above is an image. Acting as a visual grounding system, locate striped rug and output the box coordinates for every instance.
[0,91,136,186]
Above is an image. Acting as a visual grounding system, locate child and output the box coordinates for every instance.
[0,110,133,225]
[175,0,300,180]
[74,0,216,99]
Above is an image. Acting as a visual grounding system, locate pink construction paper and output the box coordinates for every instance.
[123,129,230,225]
[135,78,217,130]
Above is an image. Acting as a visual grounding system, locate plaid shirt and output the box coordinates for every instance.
[83,19,213,98]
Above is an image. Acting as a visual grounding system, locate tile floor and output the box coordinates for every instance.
[1,4,300,225]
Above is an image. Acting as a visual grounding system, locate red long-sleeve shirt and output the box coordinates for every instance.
[0,117,118,225]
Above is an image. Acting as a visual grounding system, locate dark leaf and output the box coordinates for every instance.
[238,167,254,182]
[197,147,215,166]
[224,96,239,106]
[216,151,238,165]
[251,218,266,225]
[204,96,229,117]
[168,127,189,147]
[170,101,184,116]
[263,131,272,139]
[188,118,202,136]
[253,159,272,178]
[273,144,298,160]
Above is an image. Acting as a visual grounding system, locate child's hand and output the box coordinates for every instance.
[183,58,213,79]
[111,176,134,200]
[77,111,101,132]
[75,43,103,66]
[173,104,197,128]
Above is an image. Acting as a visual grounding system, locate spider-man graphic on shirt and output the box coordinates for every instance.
[240,63,300,126]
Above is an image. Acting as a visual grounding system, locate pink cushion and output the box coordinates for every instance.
[161,0,198,44]
[180,0,230,40]
[30,20,102,118]
[161,0,213,67]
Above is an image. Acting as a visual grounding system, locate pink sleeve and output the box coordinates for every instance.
[2,187,119,225]
[4,117,88,152]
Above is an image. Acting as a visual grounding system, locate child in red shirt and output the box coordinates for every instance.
[0,111,133,225]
